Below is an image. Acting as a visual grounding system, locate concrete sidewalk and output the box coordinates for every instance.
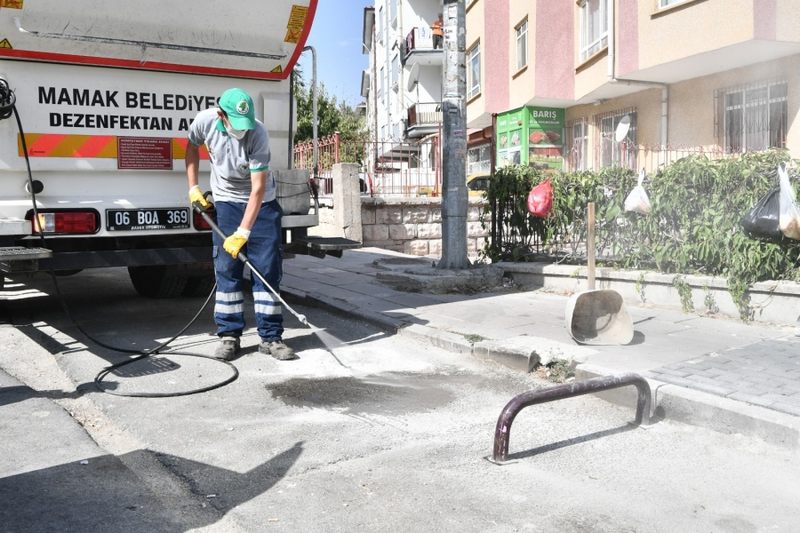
[283,247,800,449]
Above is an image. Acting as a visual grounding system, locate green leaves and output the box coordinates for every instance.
[482,150,800,320]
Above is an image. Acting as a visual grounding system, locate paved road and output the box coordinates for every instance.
[1,269,799,532]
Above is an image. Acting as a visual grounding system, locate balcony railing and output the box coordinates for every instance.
[401,26,441,65]
[407,102,442,138]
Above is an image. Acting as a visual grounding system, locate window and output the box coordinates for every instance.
[389,0,397,28]
[568,119,588,171]
[378,66,384,100]
[467,144,491,175]
[596,110,636,169]
[716,80,787,153]
[377,6,384,43]
[579,0,608,61]
[391,54,400,92]
[659,0,686,7]
[467,41,481,99]
[515,19,528,71]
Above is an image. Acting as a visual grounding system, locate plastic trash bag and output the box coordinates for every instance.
[740,187,783,243]
[778,164,800,240]
[527,179,553,218]
[624,169,651,215]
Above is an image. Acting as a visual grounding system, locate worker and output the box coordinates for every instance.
[431,13,444,49]
[186,87,296,362]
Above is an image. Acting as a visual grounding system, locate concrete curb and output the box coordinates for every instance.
[576,363,800,450]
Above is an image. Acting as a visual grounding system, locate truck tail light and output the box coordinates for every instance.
[193,210,214,231]
[28,210,99,235]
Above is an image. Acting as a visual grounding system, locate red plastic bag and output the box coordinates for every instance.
[527,180,553,218]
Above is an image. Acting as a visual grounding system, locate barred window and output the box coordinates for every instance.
[715,80,787,153]
[595,109,637,169]
[568,119,589,171]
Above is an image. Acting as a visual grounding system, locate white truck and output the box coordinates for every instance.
[0,0,352,297]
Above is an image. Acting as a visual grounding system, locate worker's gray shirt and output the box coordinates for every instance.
[187,108,274,203]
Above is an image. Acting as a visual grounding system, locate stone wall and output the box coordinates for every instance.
[360,196,489,257]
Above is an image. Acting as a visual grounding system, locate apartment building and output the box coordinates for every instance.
[362,0,444,194]
[466,0,800,173]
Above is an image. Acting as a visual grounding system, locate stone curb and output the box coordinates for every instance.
[576,363,800,450]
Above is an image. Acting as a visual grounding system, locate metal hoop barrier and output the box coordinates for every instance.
[493,373,652,462]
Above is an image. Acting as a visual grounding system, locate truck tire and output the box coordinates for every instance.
[181,273,216,297]
[128,266,188,298]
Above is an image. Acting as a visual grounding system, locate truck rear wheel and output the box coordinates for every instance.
[128,266,188,298]
[181,273,216,297]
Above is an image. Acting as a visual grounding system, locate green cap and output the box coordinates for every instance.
[219,88,256,130]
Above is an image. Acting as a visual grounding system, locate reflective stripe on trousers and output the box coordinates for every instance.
[212,200,284,341]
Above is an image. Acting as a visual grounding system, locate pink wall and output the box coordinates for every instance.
[753,0,776,40]
[484,0,509,112]
[616,0,639,76]
[533,0,574,99]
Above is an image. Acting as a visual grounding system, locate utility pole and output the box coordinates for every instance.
[438,0,469,269]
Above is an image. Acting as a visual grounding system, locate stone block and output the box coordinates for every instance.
[363,224,389,241]
[417,223,442,239]
[389,224,417,240]
[429,239,442,256]
[360,207,376,225]
[468,221,489,237]
[429,206,443,223]
[404,207,430,223]
[404,240,429,256]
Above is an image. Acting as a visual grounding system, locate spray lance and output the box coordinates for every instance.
[192,195,309,326]
[191,197,349,368]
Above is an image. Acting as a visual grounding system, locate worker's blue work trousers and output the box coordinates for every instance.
[212,200,284,342]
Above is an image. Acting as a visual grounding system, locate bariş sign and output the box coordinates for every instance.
[117,137,173,170]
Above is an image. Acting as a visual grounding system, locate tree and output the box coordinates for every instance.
[293,69,368,145]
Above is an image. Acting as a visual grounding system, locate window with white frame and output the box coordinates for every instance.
[596,110,637,169]
[716,80,787,153]
[378,66,384,100]
[579,0,608,61]
[568,119,589,171]
[467,41,481,99]
[515,19,528,72]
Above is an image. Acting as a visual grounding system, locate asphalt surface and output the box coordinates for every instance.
[2,256,800,532]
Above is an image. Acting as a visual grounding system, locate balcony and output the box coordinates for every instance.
[401,27,443,67]
[406,102,441,139]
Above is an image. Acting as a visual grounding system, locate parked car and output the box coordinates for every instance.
[467,173,491,196]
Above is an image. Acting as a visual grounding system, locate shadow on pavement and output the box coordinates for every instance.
[0,443,304,532]
[505,424,639,461]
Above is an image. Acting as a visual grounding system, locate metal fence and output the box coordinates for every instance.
[293,133,441,198]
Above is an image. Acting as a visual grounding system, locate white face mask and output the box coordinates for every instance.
[222,115,247,140]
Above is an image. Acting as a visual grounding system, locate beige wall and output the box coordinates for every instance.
[507,3,533,110]
[567,55,800,164]
[465,0,486,126]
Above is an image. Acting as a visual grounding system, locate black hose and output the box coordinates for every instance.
[2,79,238,397]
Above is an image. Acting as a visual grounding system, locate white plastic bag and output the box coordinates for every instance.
[778,163,800,240]
[624,169,651,215]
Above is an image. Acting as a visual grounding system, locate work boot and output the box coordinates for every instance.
[259,339,297,361]
[214,337,240,361]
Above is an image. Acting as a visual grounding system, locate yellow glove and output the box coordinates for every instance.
[189,185,213,211]
[223,227,250,259]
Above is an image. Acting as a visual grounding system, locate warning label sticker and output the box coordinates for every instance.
[117,137,173,170]
[284,4,308,43]
[0,39,11,49]
[0,0,24,8]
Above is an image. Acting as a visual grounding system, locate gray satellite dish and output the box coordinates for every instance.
[406,63,420,92]
[615,114,631,143]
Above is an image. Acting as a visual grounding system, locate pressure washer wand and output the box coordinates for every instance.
[193,204,310,327]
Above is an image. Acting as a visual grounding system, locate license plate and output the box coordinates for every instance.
[106,208,190,231]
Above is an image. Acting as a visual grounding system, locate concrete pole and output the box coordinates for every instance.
[303,46,319,177]
[438,0,469,270]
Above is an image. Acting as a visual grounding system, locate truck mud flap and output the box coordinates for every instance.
[0,247,52,273]
[288,237,360,259]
